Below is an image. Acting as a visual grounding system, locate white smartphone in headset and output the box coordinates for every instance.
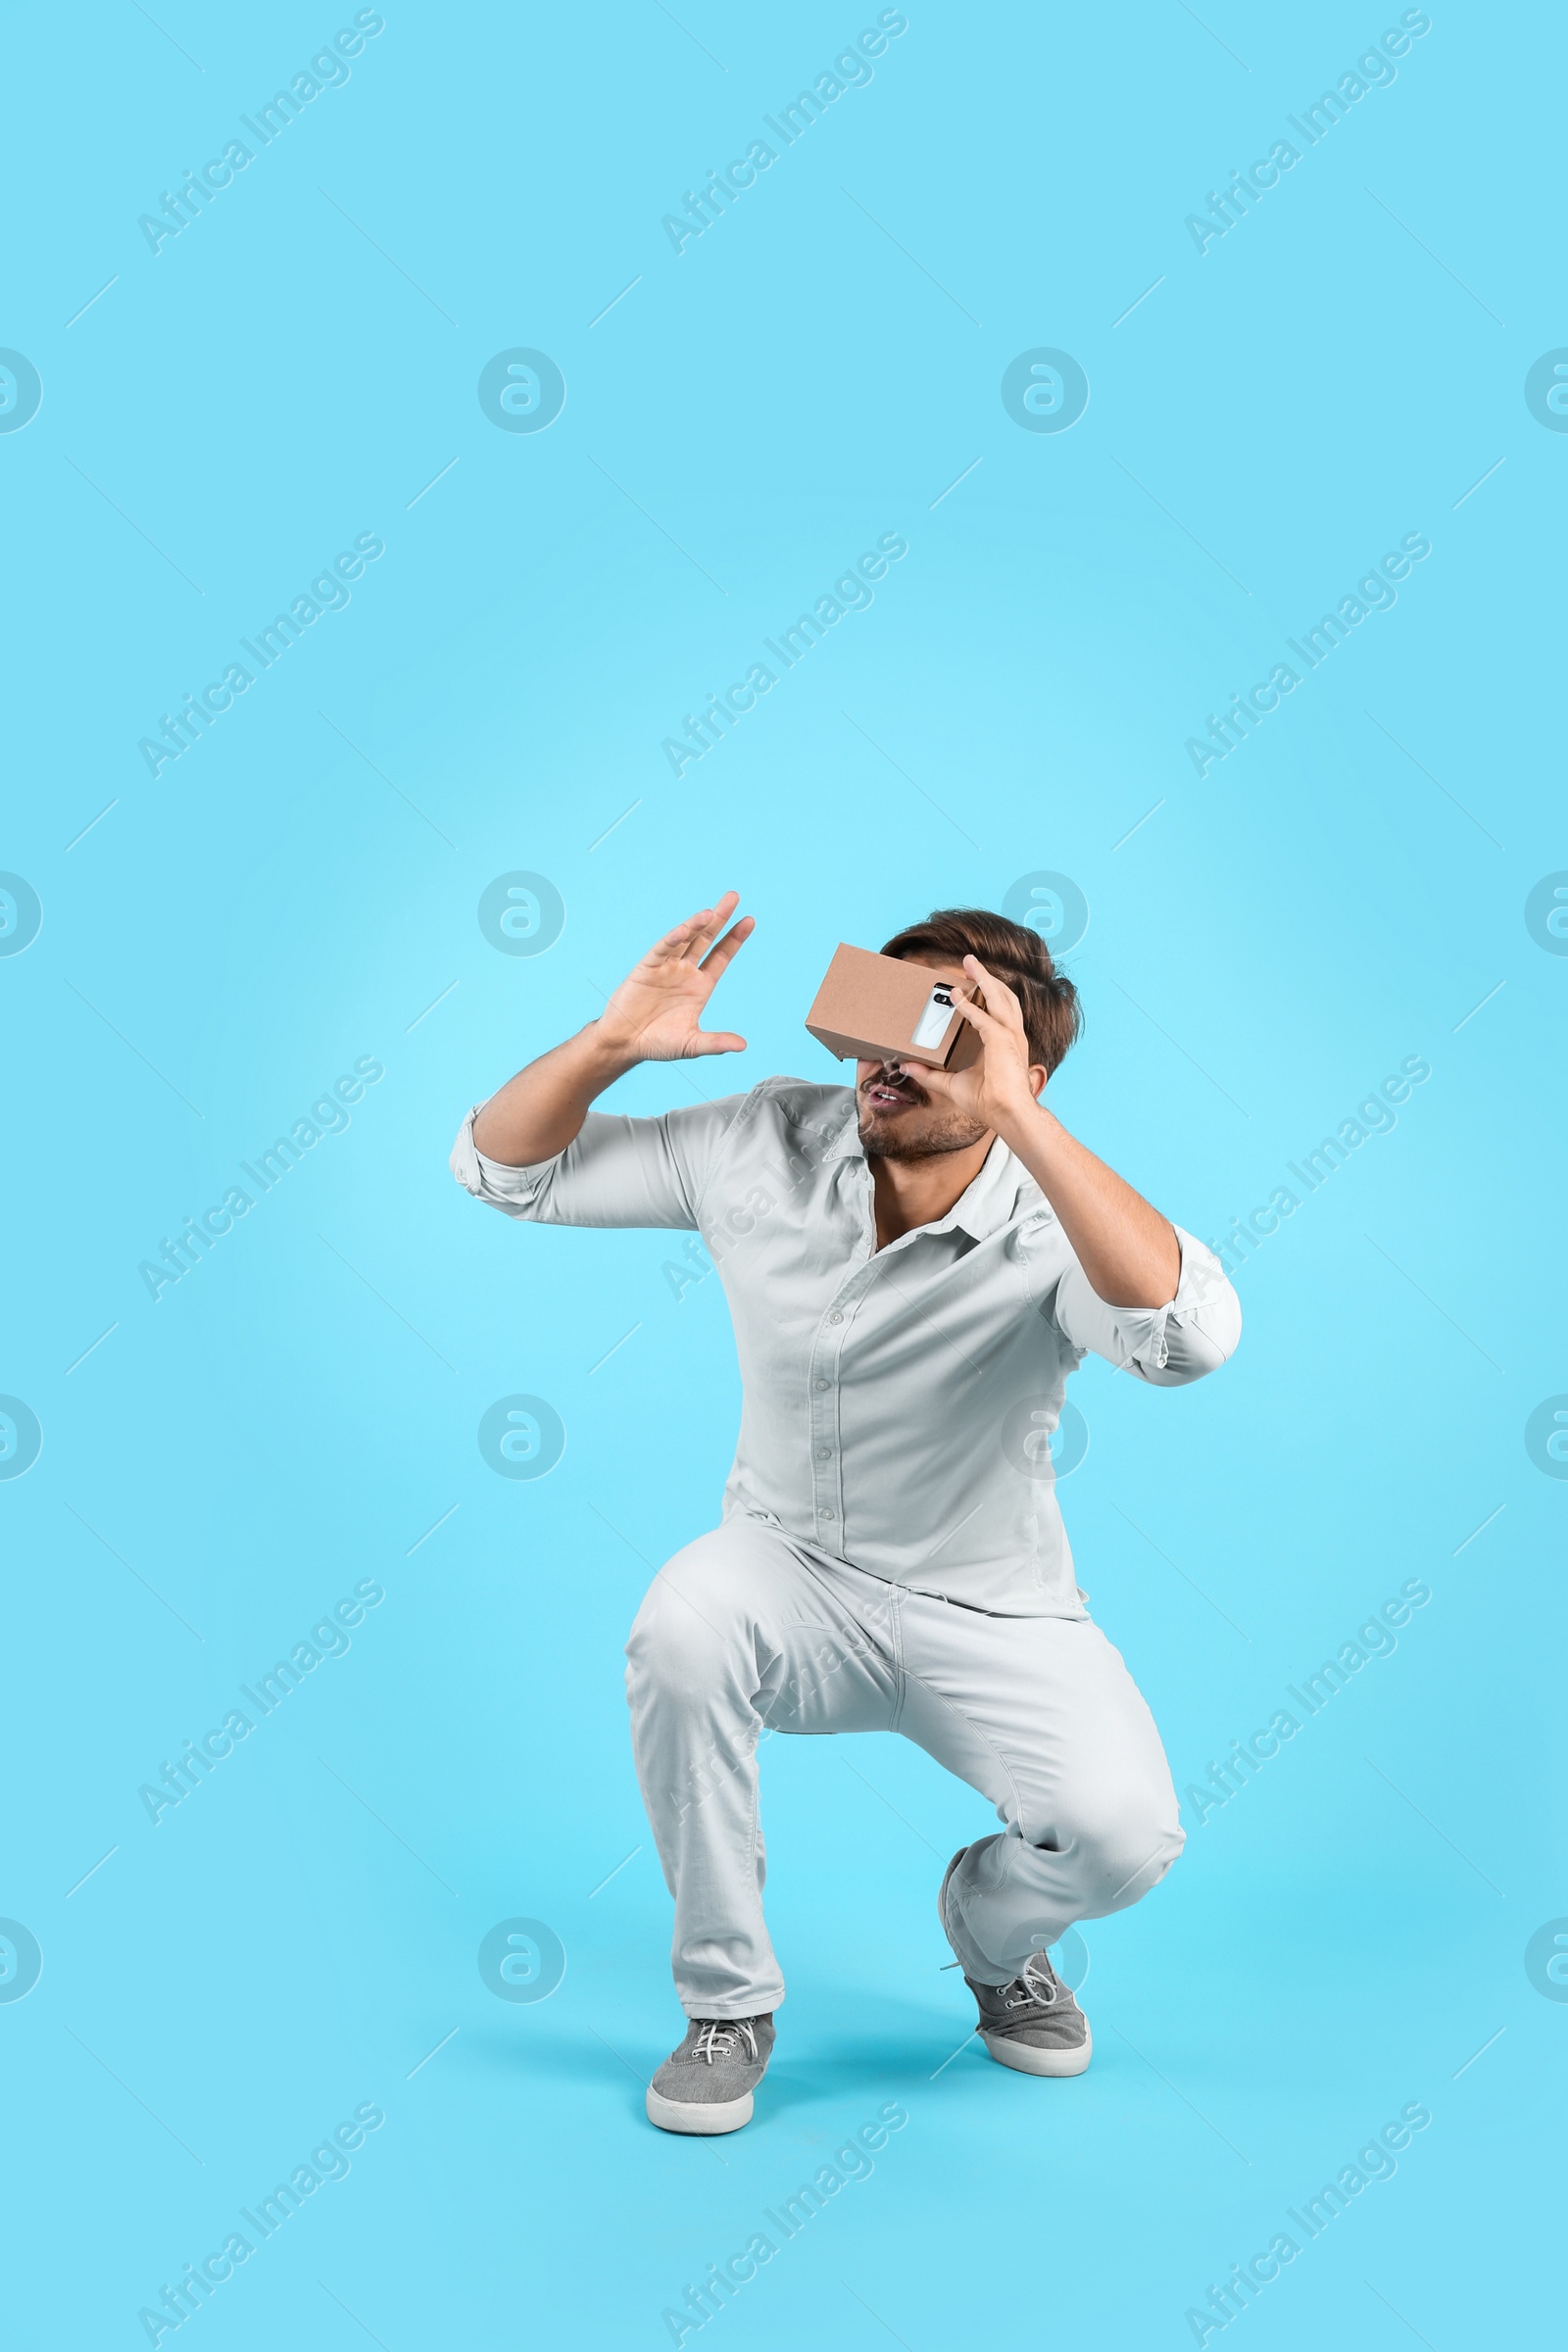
[909,982,958,1054]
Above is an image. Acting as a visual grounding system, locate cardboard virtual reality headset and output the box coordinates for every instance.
[805,944,983,1071]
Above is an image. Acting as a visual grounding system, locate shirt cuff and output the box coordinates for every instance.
[1097,1294,1176,1376]
[1092,1230,1232,1373]
[1140,1228,1241,1375]
[449,1102,563,1210]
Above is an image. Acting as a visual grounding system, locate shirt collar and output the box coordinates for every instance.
[824,1108,1027,1242]
[949,1134,1028,1240]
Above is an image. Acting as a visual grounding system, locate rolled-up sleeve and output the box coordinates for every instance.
[1050,1225,1241,1386]
[449,1094,747,1229]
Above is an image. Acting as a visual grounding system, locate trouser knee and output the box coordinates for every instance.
[625,1569,747,1711]
[1045,1790,1184,1916]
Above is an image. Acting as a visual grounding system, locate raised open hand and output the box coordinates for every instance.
[598,893,755,1062]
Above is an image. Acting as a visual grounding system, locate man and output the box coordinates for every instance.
[451,892,1240,2134]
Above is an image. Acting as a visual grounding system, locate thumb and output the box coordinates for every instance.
[687,1031,747,1057]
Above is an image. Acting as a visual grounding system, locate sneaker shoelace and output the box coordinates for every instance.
[1003,1954,1060,2013]
[692,2019,759,2064]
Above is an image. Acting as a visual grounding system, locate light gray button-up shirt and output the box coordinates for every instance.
[451,1079,1241,1618]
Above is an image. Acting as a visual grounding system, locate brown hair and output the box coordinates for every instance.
[880,906,1082,1076]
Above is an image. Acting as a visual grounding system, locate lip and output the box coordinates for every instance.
[862,1081,915,1110]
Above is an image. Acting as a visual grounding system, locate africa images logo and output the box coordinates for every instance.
[0,351,43,434]
[0,1397,43,1481]
[1001,350,1089,434]
[1524,351,1568,432]
[0,872,42,955]
[0,1921,43,2003]
[477,1919,566,2003]
[476,351,566,434]
[1524,1396,1568,1479]
[478,1396,565,1480]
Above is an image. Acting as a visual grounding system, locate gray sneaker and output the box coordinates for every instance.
[646,2015,775,2134]
[966,1950,1092,2077]
[939,1846,1092,2078]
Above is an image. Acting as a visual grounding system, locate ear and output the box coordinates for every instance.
[1028,1063,1049,1101]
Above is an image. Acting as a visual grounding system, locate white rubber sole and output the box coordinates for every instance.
[981,2020,1093,2078]
[646,2084,755,2134]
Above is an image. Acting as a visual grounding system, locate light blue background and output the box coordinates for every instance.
[3,3,1562,2345]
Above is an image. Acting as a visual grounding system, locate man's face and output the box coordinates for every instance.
[855,956,990,1162]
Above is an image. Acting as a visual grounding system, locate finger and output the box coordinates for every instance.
[687,1029,747,1056]
[697,914,755,976]
[961,955,1025,1028]
[644,910,711,966]
[961,954,1018,1007]
[679,891,741,961]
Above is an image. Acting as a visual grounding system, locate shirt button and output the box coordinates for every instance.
[829,1311,843,1325]
[816,1446,831,1459]
[818,1504,835,1518]
[814,1379,829,1392]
